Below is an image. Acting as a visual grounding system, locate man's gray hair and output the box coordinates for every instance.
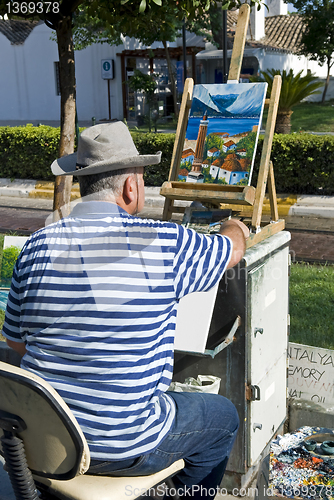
[78,167,138,199]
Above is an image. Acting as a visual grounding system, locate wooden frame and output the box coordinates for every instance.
[160,4,285,248]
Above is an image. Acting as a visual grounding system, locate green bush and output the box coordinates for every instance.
[0,125,60,181]
[131,132,174,187]
[252,134,334,195]
[0,126,174,185]
[0,126,333,193]
[1,246,21,282]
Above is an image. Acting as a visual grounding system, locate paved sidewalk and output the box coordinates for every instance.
[1,180,334,219]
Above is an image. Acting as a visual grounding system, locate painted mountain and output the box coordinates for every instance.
[190,83,267,118]
[179,82,267,187]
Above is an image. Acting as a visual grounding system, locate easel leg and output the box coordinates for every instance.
[251,75,282,231]
[163,198,175,221]
[162,78,194,221]
[268,161,279,222]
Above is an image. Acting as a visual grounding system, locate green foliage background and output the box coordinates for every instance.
[1,246,21,282]
[0,126,333,193]
[253,134,334,195]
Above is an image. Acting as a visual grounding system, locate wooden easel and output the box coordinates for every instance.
[160,4,285,248]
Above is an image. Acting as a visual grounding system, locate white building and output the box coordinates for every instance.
[0,0,332,125]
[0,19,204,124]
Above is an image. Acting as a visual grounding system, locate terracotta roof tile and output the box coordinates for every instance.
[250,14,305,54]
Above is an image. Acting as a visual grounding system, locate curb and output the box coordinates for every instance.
[0,179,334,218]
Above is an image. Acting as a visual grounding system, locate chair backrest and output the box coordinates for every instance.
[0,361,90,480]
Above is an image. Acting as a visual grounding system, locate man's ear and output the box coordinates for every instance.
[122,174,136,206]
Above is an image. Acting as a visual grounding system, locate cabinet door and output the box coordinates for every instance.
[247,247,289,466]
[249,353,288,465]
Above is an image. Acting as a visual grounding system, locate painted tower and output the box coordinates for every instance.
[186,113,208,183]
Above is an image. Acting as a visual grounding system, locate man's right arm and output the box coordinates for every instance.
[219,219,250,269]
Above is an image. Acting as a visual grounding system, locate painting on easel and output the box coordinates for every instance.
[178,82,267,186]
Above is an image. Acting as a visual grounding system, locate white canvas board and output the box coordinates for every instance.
[3,236,28,250]
[174,284,219,353]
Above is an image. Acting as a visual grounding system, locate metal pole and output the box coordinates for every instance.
[222,9,228,83]
[182,21,187,82]
[108,79,111,121]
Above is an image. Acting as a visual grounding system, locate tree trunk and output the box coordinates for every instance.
[321,60,331,104]
[162,40,179,119]
[53,15,76,221]
[275,110,293,134]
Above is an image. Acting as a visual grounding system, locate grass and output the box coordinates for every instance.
[261,99,334,133]
[289,262,334,350]
[290,100,334,133]
[127,117,178,134]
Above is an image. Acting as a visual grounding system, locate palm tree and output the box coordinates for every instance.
[258,69,323,134]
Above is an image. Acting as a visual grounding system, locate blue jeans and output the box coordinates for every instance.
[88,391,239,499]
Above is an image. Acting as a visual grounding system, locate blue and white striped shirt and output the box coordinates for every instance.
[3,201,232,460]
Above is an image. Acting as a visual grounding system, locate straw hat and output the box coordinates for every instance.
[51,121,161,176]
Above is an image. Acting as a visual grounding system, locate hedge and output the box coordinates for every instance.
[253,134,334,195]
[0,125,333,194]
[0,125,60,181]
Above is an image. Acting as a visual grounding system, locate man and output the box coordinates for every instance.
[3,122,249,499]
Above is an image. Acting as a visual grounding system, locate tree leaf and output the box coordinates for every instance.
[152,0,162,5]
[139,0,147,12]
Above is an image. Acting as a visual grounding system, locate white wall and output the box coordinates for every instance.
[0,22,60,121]
[258,50,334,101]
[249,3,265,40]
[265,0,288,16]
[259,50,329,79]
[75,42,124,122]
[0,23,130,123]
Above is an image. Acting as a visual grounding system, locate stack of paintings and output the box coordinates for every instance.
[179,82,267,187]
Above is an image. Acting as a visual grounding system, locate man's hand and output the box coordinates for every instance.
[219,219,250,269]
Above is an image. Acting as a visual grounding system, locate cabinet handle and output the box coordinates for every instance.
[254,327,263,337]
[246,384,261,401]
[251,385,261,401]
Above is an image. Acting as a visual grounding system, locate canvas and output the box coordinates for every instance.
[178,82,267,186]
